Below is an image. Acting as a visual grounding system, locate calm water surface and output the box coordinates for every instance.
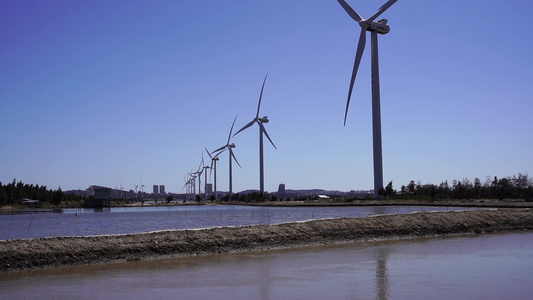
[0,205,478,240]
[1,232,531,299]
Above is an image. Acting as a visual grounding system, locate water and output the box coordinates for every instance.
[0,205,478,240]
[1,231,531,299]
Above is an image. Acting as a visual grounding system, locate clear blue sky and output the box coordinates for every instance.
[1,0,532,194]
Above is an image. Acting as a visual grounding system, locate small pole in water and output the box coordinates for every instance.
[219,211,222,221]
[28,216,34,228]
[268,212,270,224]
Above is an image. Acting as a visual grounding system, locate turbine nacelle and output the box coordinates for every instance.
[365,19,390,34]
[229,143,236,148]
[258,116,269,123]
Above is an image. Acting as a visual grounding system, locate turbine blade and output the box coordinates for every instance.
[337,0,362,22]
[228,115,238,142]
[197,159,203,172]
[230,149,242,168]
[367,0,398,23]
[213,148,228,157]
[205,147,213,160]
[233,119,255,137]
[344,28,367,126]
[256,74,268,119]
[212,145,226,154]
[259,122,277,150]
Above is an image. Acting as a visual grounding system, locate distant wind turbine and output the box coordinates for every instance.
[337,0,398,197]
[193,157,205,198]
[133,183,139,198]
[212,116,241,197]
[140,180,145,201]
[233,74,277,195]
[206,147,219,200]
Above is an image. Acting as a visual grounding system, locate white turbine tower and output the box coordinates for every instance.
[133,183,139,198]
[203,164,211,200]
[337,0,398,197]
[193,157,205,198]
[212,116,242,197]
[140,180,145,201]
[206,147,220,200]
[233,74,277,196]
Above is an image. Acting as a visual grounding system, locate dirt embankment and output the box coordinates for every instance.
[2,209,533,272]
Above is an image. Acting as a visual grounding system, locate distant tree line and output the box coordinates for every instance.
[381,173,533,200]
[0,179,84,206]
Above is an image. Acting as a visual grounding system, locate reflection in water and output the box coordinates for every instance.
[375,247,390,300]
[258,255,272,300]
[2,233,533,299]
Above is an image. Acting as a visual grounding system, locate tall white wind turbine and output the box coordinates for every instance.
[206,147,220,200]
[212,116,241,197]
[233,74,277,195]
[193,157,205,198]
[337,0,398,197]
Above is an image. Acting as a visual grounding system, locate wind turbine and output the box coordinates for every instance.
[206,147,220,200]
[212,116,241,197]
[133,183,139,198]
[203,164,212,200]
[193,157,205,198]
[140,180,145,201]
[233,74,277,195]
[186,171,197,200]
[183,174,195,202]
[337,0,398,197]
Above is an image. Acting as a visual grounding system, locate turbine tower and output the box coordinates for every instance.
[337,0,398,197]
[193,157,205,198]
[203,164,211,200]
[212,116,242,197]
[206,147,220,200]
[233,74,277,195]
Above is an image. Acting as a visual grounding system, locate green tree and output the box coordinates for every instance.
[51,187,63,205]
[0,183,7,205]
[166,195,174,203]
[383,181,395,197]
[407,180,416,194]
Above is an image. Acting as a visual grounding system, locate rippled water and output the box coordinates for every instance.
[2,231,531,299]
[0,205,478,240]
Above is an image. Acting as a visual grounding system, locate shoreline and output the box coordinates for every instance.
[2,198,533,213]
[2,208,533,272]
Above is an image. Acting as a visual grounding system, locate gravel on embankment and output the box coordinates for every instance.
[2,208,533,272]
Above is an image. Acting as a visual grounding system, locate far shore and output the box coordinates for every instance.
[2,198,533,212]
[2,208,532,272]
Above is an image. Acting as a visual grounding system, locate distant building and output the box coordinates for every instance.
[278,183,286,199]
[153,185,159,194]
[159,185,166,195]
[84,186,111,208]
[205,184,212,198]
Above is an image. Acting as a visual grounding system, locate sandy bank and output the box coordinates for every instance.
[2,209,533,271]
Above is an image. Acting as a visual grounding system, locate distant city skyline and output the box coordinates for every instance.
[1,1,532,194]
